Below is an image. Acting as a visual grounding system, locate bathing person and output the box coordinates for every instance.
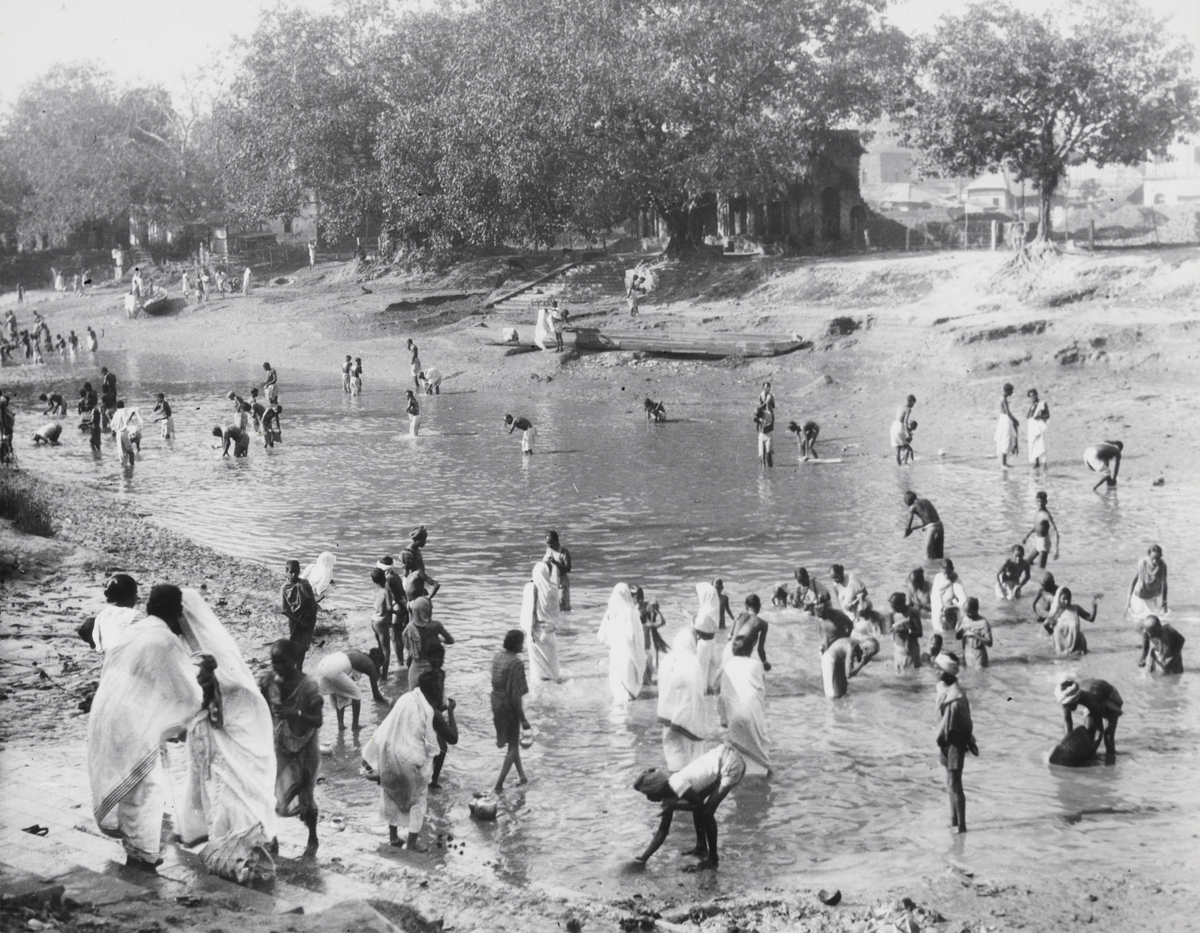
[87,326,98,352]
[418,367,442,395]
[342,355,352,393]
[88,585,277,878]
[370,568,394,679]
[77,574,139,652]
[753,403,774,468]
[891,394,916,465]
[111,400,142,467]
[636,587,668,683]
[719,624,772,773]
[633,741,746,871]
[658,626,706,770]
[598,582,647,703]
[1026,388,1049,468]
[995,382,1019,467]
[261,403,282,447]
[1022,491,1060,566]
[504,414,536,454]
[543,530,572,611]
[956,597,993,668]
[1085,440,1123,491]
[693,582,721,694]
[407,339,422,393]
[491,629,532,792]
[212,424,250,458]
[726,594,770,672]
[903,491,944,560]
[363,669,443,851]
[262,362,278,404]
[520,561,563,691]
[152,393,174,439]
[1127,545,1168,620]
[888,592,923,671]
[935,653,977,833]
[821,636,878,698]
[33,422,63,445]
[790,567,831,614]
[931,559,968,636]
[1049,587,1095,656]
[906,568,933,615]
[1056,677,1122,758]
[281,560,319,668]
[1031,572,1061,632]
[1139,616,1184,674]
[644,398,667,422]
[759,381,775,411]
[406,391,421,436]
[402,593,454,693]
[424,644,458,790]
[714,578,735,630]
[260,639,323,855]
[995,545,1031,600]
[830,564,870,619]
[314,649,385,730]
[787,420,820,459]
[39,392,67,416]
[351,359,362,395]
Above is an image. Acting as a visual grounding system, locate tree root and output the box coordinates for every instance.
[991,239,1061,295]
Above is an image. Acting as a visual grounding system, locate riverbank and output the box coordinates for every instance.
[3,245,1199,932]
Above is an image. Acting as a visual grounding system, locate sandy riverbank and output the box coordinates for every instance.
[2,245,1199,932]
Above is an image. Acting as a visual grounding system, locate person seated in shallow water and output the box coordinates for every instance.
[1056,677,1122,758]
[633,742,746,872]
[995,544,1031,600]
[643,398,666,422]
[1139,615,1184,674]
[821,636,878,698]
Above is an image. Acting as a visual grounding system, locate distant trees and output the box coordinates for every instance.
[897,0,1200,245]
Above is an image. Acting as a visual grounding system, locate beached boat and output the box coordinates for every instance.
[481,328,804,359]
[141,286,170,315]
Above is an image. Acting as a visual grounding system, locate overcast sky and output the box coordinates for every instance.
[1,0,1198,112]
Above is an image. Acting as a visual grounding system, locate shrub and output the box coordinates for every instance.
[0,475,55,537]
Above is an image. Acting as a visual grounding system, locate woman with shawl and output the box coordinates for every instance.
[520,561,563,693]
[656,628,706,772]
[88,585,276,882]
[363,670,442,852]
[534,306,555,350]
[693,582,721,694]
[718,631,772,774]
[403,594,454,692]
[597,583,646,704]
[1049,587,1094,656]
[1026,388,1050,467]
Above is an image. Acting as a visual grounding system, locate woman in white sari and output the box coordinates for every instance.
[534,307,555,350]
[1026,388,1049,467]
[520,561,563,693]
[657,628,708,770]
[693,582,721,694]
[597,583,646,703]
[88,586,276,883]
[718,634,772,775]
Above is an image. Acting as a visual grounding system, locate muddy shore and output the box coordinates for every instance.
[2,246,1199,932]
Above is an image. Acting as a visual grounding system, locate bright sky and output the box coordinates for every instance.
[1,0,1198,112]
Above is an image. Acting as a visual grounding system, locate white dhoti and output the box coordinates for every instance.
[160,417,175,439]
[521,426,537,453]
[995,414,1017,457]
[409,414,421,436]
[890,419,909,448]
[662,727,707,772]
[1028,420,1047,463]
[695,637,718,693]
[315,653,361,711]
[1127,594,1163,620]
[718,655,771,773]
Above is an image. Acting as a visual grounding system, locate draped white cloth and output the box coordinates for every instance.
[930,573,968,632]
[694,582,721,692]
[520,562,562,690]
[362,689,438,831]
[301,552,336,601]
[1027,401,1049,463]
[994,413,1018,457]
[535,308,555,350]
[89,590,276,882]
[597,583,646,703]
[657,628,708,770]
[93,605,139,653]
[718,655,772,773]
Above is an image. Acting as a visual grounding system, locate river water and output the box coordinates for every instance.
[22,348,1200,902]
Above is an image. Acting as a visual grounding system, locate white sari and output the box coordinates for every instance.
[520,561,562,691]
[535,307,555,350]
[657,628,708,770]
[930,573,968,632]
[1027,400,1049,463]
[718,654,772,774]
[301,551,336,602]
[597,583,646,703]
[362,689,438,832]
[693,582,721,693]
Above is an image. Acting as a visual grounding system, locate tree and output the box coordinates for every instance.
[897,0,1200,246]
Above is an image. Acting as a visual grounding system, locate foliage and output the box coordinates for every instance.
[0,474,55,538]
[897,0,1200,241]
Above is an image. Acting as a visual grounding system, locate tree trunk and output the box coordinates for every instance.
[662,203,700,256]
[1034,173,1059,243]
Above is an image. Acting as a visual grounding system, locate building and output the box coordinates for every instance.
[1141,140,1200,205]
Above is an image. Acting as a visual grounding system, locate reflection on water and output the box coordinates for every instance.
[22,348,1200,896]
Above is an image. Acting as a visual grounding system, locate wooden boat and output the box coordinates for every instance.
[480,328,805,359]
[141,286,170,315]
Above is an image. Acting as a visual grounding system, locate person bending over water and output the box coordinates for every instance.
[995,545,1031,600]
[821,636,878,698]
[33,422,63,445]
[1139,616,1184,674]
[1056,677,1122,758]
[1085,440,1123,491]
[1021,491,1060,566]
[644,398,667,422]
[213,424,250,458]
[934,653,977,833]
[633,742,746,871]
[787,420,820,459]
[39,392,67,416]
[314,649,385,730]
[903,491,944,560]
[504,414,536,454]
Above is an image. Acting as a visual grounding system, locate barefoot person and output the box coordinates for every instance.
[994,382,1019,467]
[787,419,820,459]
[262,361,278,405]
[1126,545,1168,620]
[406,339,422,394]
[692,582,722,694]
[259,639,323,856]
[934,653,977,833]
[314,649,386,730]
[1021,492,1060,567]
[790,567,831,614]
[995,545,1031,600]
[1139,616,1185,674]
[719,620,772,774]
[32,422,63,445]
[152,393,174,439]
[956,597,993,668]
[633,741,746,871]
[492,629,532,792]
[543,530,572,611]
[280,560,319,668]
[888,592,923,671]
[890,395,916,465]
[753,403,774,468]
[1026,388,1050,468]
[903,491,944,560]
[598,582,647,704]
[504,413,536,454]
[1031,572,1061,632]
[1084,440,1123,491]
[931,559,968,636]
[1056,677,1122,758]
[212,424,250,458]
[406,390,421,436]
[1049,587,1095,656]
[658,627,707,770]
[520,561,563,693]
[820,636,878,698]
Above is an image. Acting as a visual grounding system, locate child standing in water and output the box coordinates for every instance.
[956,597,993,668]
[1022,491,1060,566]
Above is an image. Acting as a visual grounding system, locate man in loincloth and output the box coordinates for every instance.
[314,649,386,730]
[504,414,536,454]
[1084,440,1123,491]
[903,491,944,559]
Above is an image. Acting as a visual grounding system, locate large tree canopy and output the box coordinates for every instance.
[897,0,1200,242]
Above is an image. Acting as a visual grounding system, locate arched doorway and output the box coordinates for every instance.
[849,204,866,233]
[821,187,841,241]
